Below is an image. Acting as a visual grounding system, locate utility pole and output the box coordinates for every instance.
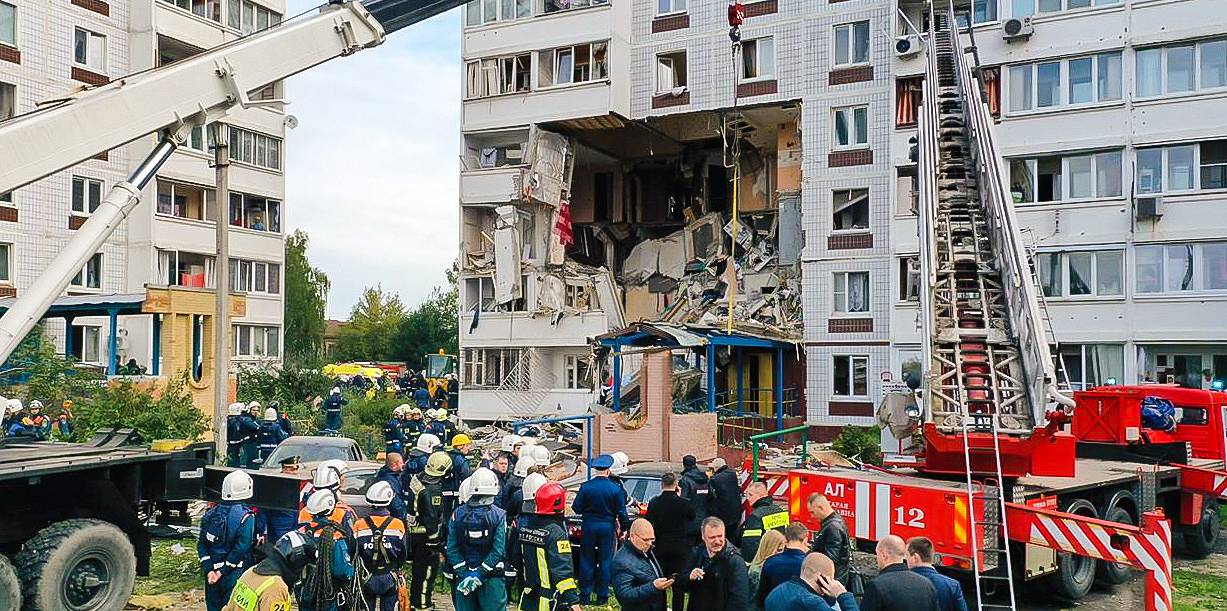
[212,125,231,460]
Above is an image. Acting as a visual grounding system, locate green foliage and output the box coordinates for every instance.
[73,374,210,442]
[284,229,331,366]
[393,266,459,371]
[832,425,882,466]
[1173,569,1227,611]
[236,363,333,405]
[333,285,407,362]
[2,325,103,406]
[133,539,202,597]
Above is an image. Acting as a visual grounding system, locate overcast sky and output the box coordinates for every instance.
[285,1,462,320]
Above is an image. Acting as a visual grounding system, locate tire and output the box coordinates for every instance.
[0,555,22,610]
[1045,498,1098,601]
[1095,496,1136,587]
[1180,498,1220,559]
[14,519,136,611]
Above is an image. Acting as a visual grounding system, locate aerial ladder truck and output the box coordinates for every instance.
[0,0,466,608]
[773,3,1227,610]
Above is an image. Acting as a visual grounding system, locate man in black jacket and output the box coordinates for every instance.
[678,456,711,546]
[807,492,851,585]
[861,535,939,611]
[707,458,744,545]
[646,472,694,611]
[612,519,674,611]
[739,481,789,562]
[674,517,749,611]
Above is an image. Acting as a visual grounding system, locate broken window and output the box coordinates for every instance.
[833,355,869,397]
[834,271,870,313]
[899,257,920,301]
[656,51,687,93]
[464,277,497,312]
[464,348,529,388]
[833,21,870,66]
[539,41,608,87]
[564,283,591,310]
[157,35,204,67]
[832,188,869,231]
[833,106,869,148]
[157,180,212,221]
[160,250,215,288]
[742,37,774,80]
[896,166,918,215]
[565,354,591,389]
[500,54,531,93]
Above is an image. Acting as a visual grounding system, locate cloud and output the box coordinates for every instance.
[284,3,461,319]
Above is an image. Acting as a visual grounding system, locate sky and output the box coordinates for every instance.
[284,1,462,320]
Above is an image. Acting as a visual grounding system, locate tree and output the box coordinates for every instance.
[393,266,459,370]
[333,285,407,361]
[283,230,330,365]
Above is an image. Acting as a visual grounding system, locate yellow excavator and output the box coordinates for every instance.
[423,349,458,400]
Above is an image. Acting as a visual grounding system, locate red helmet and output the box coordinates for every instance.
[534,482,566,515]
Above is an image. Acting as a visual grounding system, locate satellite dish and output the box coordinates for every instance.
[284,115,299,129]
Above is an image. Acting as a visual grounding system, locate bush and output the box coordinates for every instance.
[832,425,882,466]
[73,374,210,442]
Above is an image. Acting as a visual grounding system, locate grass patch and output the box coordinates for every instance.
[1173,569,1227,611]
[134,539,202,597]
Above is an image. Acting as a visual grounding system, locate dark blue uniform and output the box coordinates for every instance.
[440,450,472,538]
[256,420,288,465]
[322,394,346,432]
[426,419,449,440]
[572,475,631,603]
[445,501,508,611]
[374,465,409,523]
[197,502,256,611]
[413,388,431,409]
[238,414,261,468]
[225,415,244,466]
[278,415,294,436]
[383,418,407,455]
[354,511,408,611]
[404,418,424,445]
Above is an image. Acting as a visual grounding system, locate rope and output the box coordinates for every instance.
[302,522,342,606]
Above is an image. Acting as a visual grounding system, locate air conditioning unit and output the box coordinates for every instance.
[1002,17,1034,41]
[894,35,921,58]
[1135,194,1163,221]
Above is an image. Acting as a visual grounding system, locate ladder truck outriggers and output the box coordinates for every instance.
[775,4,1225,611]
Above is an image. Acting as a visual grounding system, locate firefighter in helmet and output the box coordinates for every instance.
[518,481,582,611]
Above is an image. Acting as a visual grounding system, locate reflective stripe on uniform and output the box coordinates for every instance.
[761,511,790,530]
[556,577,577,592]
[536,548,550,588]
[230,576,279,611]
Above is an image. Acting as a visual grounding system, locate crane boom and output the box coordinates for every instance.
[0,0,466,365]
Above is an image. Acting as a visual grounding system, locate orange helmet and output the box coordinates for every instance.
[534,482,567,515]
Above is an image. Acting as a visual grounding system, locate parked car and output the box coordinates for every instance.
[564,461,686,546]
[260,436,365,470]
[337,463,384,518]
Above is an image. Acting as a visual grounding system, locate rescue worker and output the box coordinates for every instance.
[4,399,29,437]
[53,400,74,440]
[225,402,247,466]
[414,385,432,410]
[739,481,790,562]
[404,406,425,446]
[445,372,460,412]
[572,453,631,605]
[507,471,548,602]
[257,407,288,465]
[298,460,357,540]
[679,455,711,547]
[241,402,264,468]
[493,454,517,514]
[269,401,292,437]
[443,433,475,528]
[504,456,536,517]
[223,531,317,611]
[322,386,346,433]
[409,451,452,611]
[384,404,409,456]
[199,470,258,611]
[374,451,409,522]
[298,490,355,611]
[23,400,52,439]
[354,481,408,611]
[499,434,522,464]
[519,481,582,611]
[446,468,509,611]
[404,432,441,479]
[266,456,302,543]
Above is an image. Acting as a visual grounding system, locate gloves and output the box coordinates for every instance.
[457,576,483,595]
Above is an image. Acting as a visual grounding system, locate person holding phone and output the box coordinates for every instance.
[764,552,859,611]
[612,519,673,611]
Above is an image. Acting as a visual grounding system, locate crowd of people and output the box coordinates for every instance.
[224,400,294,468]
[0,397,73,440]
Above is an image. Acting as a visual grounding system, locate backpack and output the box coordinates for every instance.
[201,504,252,557]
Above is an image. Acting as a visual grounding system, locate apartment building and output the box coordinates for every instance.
[0,0,287,372]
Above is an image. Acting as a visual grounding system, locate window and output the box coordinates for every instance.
[465,54,531,98]
[81,326,102,364]
[1035,250,1123,298]
[538,42,608,87]
[71,253,103,290]
[465,0,530,25]
[233,325,280,358]
[228,258,281,294]
[230,0,280,34]
[0,191,10,205]
[834,271,870,313]
[0,81,12,120]
[895,77,923,128]
[542,0,606,15]
[972,0,997,23]
[741,37,774,80]
[73,28,106,72]
[228,192,281,232]
[0,1,14,46]
[1055,344,1123,391]
[1137,140,1227,194]
[227,126,281,170]
[159,0,222,22]
[159,250,215,288]
[899,257,920,301]
[1136,39,1227,98]
[0,243,9,283]
[1009,150,1122,203]
[833,106,869,148]
[834,21,870,67]
[1136,242,1227,293]
[564,354,590,389]
[896,166,918,215]
[157,35,204,67]
[833,355,869,397]
[1011,0,1118,17]
[656,0,685,15]
[184,122,217,153]
[463,348,528,388]
[156,180,212,221]
[1008,52,1120,113]
[463,276,526,312]
[71,176,103,215]
[832,189,869,231]
[564,282,591,310]
[656,52,687,93]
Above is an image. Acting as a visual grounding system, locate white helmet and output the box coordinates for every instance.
[513,456,537,479]
[248,401,262,411]
[29,400,43,411]
[394,404,410,417]
[227,402,245,417]
[530,445,551,466]
[416,433,441,454]
[263,407,278,421]
[365,481,396,507]
[611,451,629,475]
[305,489,337,517]
[458,475,476,504]
[312,459,347,489]
[470,467,500,497]
[435,409,449,421]
[522,473,549,501]
[500,434,522,453]
[221,470,254,501]
[6,399,22,413]
[331,387,341,396]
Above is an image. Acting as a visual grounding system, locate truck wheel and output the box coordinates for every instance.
[1180,498,1220,559]
[14,519,136,611]
[1045,498,1097,601]
[1095,496,1136,587]
[0,555,22,610]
